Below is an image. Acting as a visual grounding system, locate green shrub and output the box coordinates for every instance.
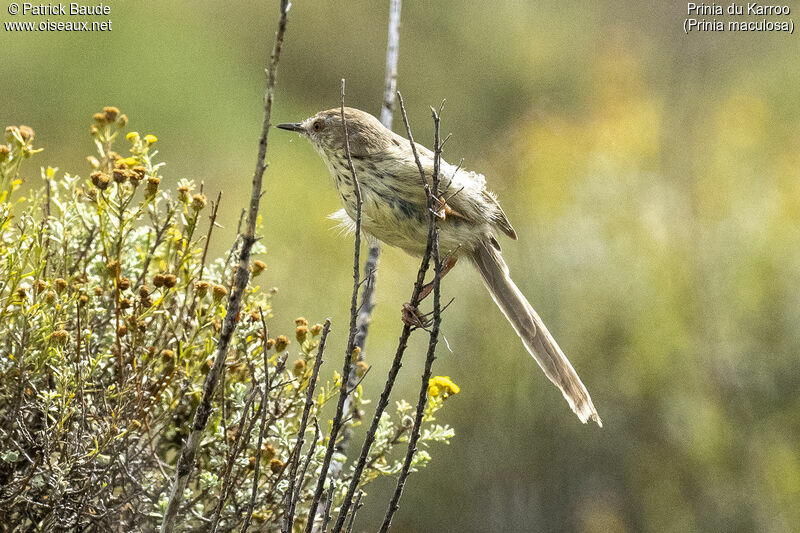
[0,109,454,531]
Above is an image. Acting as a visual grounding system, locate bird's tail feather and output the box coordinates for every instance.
[471,239,602,426]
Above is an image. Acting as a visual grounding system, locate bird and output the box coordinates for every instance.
[277,107,601,426]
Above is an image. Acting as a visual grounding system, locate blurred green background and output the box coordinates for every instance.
[4,1,800,531]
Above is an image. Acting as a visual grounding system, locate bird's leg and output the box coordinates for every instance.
[418,255,457,301]
[432,194,468,222]
[401,255,458,327]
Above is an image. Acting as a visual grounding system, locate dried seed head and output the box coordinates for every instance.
[269,458,284,474]
[94,286,104,296]
[163,274,177,288]
[117,325,128,336]
[44,290,56,304]
[132,166,146,181]
[350,346,361,363]
[295,325,308,343]
[0,145,9,162]
[251,260,267,276]
[138,285,150,298]
[295,317,308,327]
[145,176,160,196]
[93,112,107,124]
[274,335,290,352]
[112,168,129,184]
[106,260,119,276]
[18,125,34,142]
[118,277,131,291]
[153,273,166,288]
[177,184,191,203]
[191,193,207,211]
[34,280,48,294]
[293,358,306,376]
[49,330,69,346]
[103,106,120,122]
[263,443,276,460]
[212,284,227,302]
[54,278,68,294]
[310,323,323,336]
[194,281,210,297]
[91,171,110,191]
[120,298,132,310]
[161,349,175,364]
[118,114,128,126]
[266,338,275,350]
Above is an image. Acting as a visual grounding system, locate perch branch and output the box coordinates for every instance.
[380,105,444,532]
[304,79,364,533]
[330,91,439,532]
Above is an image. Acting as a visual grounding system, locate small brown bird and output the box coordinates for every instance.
[278,107,601,426]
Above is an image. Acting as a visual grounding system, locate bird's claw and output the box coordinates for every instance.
[401,302,430,328]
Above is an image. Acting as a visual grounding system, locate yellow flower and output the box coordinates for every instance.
[428,376,460,398]
[144,134,158,144]
[126,131,139,141]
[121,157,138,167]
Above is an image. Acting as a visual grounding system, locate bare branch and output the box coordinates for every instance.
[380,107,444,532]
[159,1,291,530]
[305,79,364,533]
[330,92,438,533]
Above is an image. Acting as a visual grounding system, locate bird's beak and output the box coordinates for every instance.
[277,122,305,133]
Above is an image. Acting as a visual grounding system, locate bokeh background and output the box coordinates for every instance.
[4,1,800,531]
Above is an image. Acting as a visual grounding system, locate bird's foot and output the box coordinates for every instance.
[432,195,467,221]
[401,302,430,328]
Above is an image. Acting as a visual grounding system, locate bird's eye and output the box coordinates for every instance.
[312,120,323,132]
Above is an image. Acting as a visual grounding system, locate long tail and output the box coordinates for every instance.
[471,238,602,426]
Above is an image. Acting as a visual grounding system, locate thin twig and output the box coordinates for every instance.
[304,79,363,533]
[345,491,364,533]
[319,0,403,512]
[283,319,331,532]
[330,92,437,532]
[380,105,444,532]
[240,311,270,533]
[159,2,290,530]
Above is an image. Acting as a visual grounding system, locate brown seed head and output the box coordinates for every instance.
[211,284,227,302]
[274,335,289,352]
[269,458,284,474]
[250,260,267,276]
[103,106,119,122]
[91,171,110,191]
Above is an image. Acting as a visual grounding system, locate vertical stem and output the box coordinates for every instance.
[380,107,443,532]
[304,80,364,533]
[159,2,290,530]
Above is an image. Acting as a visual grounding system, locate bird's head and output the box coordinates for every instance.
[278,107,396,158]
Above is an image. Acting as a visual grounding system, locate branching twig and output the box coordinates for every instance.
[283,319,331,532]
[159,2,290,530]
[317,5,404,525]
[240,311,271,533]
[304,79,364,533]
[330,92,438,533]
[380,105,444,532]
